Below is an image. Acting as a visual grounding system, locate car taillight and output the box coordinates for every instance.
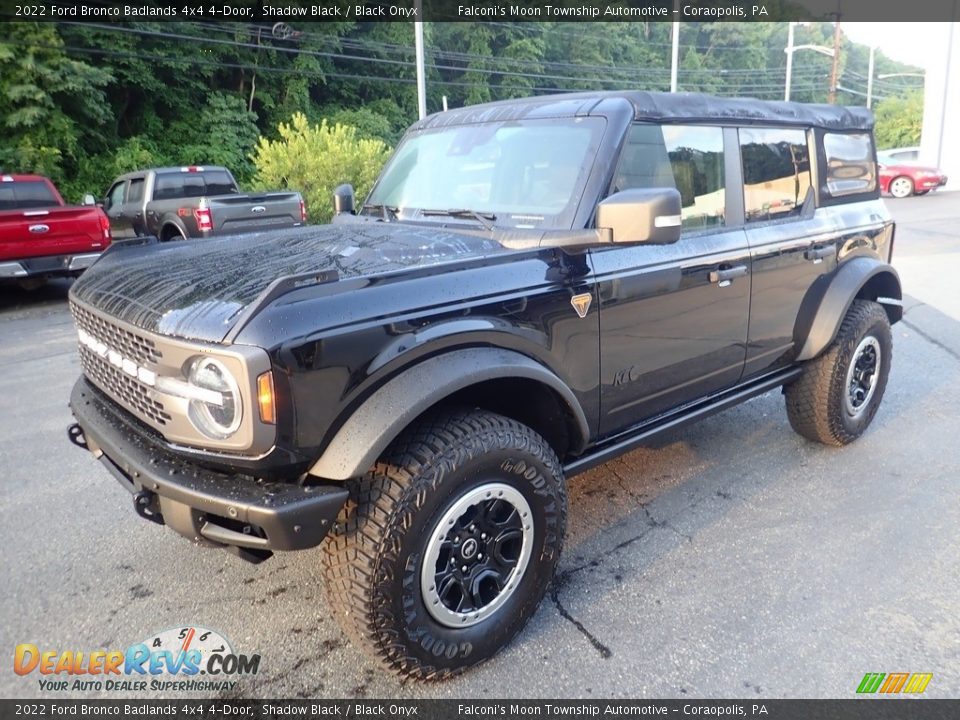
[194,206,213,232]
[299,198,306,222]
[99,212,111,240]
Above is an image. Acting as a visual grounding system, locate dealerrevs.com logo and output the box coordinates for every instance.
[14,626,261,693]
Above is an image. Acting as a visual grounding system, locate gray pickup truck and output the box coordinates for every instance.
[102,166,305,241]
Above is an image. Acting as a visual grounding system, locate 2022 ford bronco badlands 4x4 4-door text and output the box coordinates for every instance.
[67,91,901,679]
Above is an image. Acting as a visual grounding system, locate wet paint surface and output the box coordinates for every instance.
[69,222,508,343]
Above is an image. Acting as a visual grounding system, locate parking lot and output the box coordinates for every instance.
[2,193,958,699]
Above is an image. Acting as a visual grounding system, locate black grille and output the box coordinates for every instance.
[78,346,171,426]
[71,302,162,366]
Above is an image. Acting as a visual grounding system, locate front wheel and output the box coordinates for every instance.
[785,300,892,446]
[889,176,915,198]
[321,408,566,680]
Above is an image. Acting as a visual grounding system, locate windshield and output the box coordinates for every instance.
[365,117,605,229]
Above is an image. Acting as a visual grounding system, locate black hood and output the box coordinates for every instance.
[70,222,509,343]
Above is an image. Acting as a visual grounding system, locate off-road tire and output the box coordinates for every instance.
[320,407,567,681]
[785,300,892,446]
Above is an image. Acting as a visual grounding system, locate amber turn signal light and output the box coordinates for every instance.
[257,371,276,425]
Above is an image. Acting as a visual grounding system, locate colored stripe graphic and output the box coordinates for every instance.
[879,672,910,693]
[857,672,933,694]
[903,673,933,694]
[857,673,885,694]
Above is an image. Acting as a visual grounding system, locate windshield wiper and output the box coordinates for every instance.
[361,203,399,222]
[420,208,497,230]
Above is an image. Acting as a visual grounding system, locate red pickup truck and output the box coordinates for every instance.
[0,174,111,288]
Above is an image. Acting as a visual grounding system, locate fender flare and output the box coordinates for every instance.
[308,347,590,481]
[795,257,902,362]
[158,216,188,241]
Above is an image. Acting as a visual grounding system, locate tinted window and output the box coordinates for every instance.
[366,118,605,227]
[740,128,811,223]
[613,124,725,231]
[823,133,876,197]
[203,170,236,196]
[182,174,205,198]
[153,174,183,201]
[127,178,145,203]
[0,180,59,210]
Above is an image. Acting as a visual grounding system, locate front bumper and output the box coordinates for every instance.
[69,377,348,561]
[0,252,102,279]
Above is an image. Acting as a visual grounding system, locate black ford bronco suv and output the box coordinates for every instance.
[67,91,901,679]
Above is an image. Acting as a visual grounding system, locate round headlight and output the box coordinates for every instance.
[187,357,242,439]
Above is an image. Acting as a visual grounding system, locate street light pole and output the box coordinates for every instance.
[785,22,795,101]
[670,0,680,93]
[414,0,426,120]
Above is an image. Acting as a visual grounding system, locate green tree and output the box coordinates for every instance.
[873,91,924,149]
[0,23,111,181]
[252,114,391,224]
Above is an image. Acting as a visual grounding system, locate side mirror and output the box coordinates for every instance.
[82,194,96,206]
[332,183,355,215]
[596,188,682,245]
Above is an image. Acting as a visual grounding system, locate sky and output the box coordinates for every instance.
[842,22,951,70]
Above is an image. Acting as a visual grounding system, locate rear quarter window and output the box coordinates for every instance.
[822,133,877,197]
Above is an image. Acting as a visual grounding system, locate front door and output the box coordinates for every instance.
[594,123,751,436]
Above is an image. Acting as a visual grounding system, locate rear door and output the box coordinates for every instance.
[593,124,751,436]
[121,176,147,236]
[738,127,837,378]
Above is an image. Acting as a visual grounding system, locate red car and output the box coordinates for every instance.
[878,154,948,198]
[0,174,111,288]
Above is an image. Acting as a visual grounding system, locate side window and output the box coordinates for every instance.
[613,124,725,231]
[739,127,811,223]
[127,178,145,203]
[105,182,127,210]
[822,132,876,197]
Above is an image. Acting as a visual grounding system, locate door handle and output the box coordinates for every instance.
[805,245,835,263]
[709,265,748,287]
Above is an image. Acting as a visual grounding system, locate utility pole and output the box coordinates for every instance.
[828,3,842,104]
[866,45,875,108]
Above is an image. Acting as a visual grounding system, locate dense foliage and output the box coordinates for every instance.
[252,114,390,223]
[873,91,925,150]
[0,21,923,206]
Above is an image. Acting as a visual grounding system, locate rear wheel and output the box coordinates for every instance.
[889,176,914,198]
[161,225,185,242]
[785,300,892,446]
[321,407,566,680]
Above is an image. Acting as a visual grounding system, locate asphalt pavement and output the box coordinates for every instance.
[2,193,958,699]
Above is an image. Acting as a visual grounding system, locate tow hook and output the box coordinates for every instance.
[67,423,88,451]
[133,491,165,525]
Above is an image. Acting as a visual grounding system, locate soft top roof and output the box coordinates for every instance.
[418,90,874,132]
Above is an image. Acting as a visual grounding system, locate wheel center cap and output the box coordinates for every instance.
[461,538,478,560]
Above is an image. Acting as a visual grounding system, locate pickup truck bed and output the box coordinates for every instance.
[0,175,111,283]
[103,166,305,241]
